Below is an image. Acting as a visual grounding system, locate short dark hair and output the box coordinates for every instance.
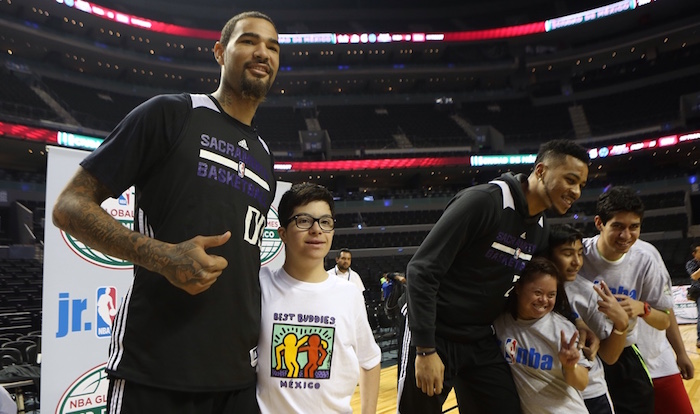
[548,224,583,254]
[534,139,589,167]
[506,257,575,323]
[596,186,644,225]
[692,243,700,254]
[278,183,335,228]
[220,11,276,47]
[337,248,351,258]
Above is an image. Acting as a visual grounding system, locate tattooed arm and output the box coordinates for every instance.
[52,167,230,295]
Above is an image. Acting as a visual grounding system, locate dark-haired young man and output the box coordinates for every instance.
[548,224,628,414]
[398,139,589,414]
[52,11,279,414]
[579,186,692,414]
[257,183,380,414]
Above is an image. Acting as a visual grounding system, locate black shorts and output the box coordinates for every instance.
[601,344,654,414]
[106,377,258,414]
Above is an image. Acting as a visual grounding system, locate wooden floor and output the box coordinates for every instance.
[351,324,700,413]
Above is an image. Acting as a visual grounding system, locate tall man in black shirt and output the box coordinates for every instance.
[397,140,589,414]
[52,11,279,414]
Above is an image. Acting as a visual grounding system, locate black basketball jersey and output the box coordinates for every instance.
[81,93,276,391]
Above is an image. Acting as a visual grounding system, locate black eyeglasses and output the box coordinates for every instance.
[289,214,335,232]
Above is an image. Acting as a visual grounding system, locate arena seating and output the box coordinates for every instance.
[40,78,149,132]
[0,69,57,122]
[254,106,310,151]
[317,105,398,150]
[459,98,574,146]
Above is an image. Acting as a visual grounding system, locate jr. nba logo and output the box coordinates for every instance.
[96,286,117,338]
[118,192,129,206]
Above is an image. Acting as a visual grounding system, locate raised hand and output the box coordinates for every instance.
[559,330,580,368]
[594,280,629,331]
[612,293,643,320]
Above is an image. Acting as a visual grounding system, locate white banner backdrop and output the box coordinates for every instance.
[672,285,698,324]
[42,145,290,413]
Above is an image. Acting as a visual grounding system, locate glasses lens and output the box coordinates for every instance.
[319,217,335,231]
[295,215,312,229]
[292,215,334,231]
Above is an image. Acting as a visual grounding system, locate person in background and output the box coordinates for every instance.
[257,183,380,414]
[493,257,591,414]
[52,11,279,413]
[328,248,366,292]
[381,272,407,301]
[380,272,392,300]
[686,243,700,348]
[548,224,628,414]
[398,139,590,414]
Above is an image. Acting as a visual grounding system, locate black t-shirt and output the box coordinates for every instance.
[81,93,276,391]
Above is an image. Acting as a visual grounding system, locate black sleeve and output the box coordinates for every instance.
[80,94,190,196]
[406,187,500,347]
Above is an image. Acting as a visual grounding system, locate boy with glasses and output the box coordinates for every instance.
[256,183,381,414]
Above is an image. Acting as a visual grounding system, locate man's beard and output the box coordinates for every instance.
[240,75,271,101]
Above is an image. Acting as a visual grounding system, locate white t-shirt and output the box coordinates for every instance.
[579,236,674,347]
[564,276,612,400]
[328,265,365,292]
[494,311,591,414]
[257,266,381,414]
[635,318,678,378]
[633,242,680,378]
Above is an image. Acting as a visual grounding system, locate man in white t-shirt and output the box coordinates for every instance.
[578,186,690,414]
[328,248,365,292]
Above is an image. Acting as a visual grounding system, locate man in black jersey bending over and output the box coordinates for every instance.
[397,139,589,414]
[53,11,279,414]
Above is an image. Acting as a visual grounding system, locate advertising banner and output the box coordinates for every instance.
[672,285,698,324]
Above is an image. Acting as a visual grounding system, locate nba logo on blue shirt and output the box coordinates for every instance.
[96,286,118,338]
[238,161,246,178]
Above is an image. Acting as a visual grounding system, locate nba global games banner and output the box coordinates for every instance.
[42,146,290,413]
